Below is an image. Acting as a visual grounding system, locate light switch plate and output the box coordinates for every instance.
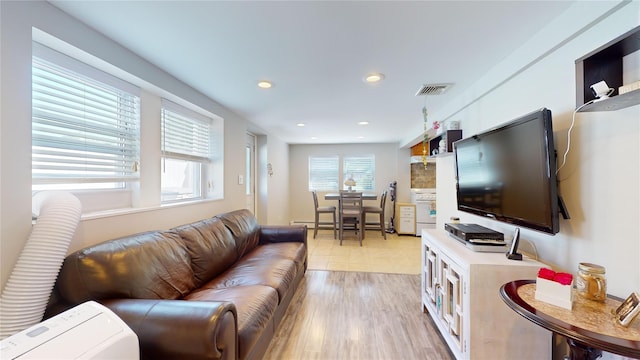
[238,175,244,185]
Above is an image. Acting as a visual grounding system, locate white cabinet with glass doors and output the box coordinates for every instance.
[421,229,551,360]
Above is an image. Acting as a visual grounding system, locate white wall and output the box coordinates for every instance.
[435,1,639,301]
[0,1,290,290]
[289,143,405,226]
[264,135,291,226]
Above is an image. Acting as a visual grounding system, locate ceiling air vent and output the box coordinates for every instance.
[415,83,453,96]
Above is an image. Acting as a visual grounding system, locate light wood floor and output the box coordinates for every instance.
[262,228,452,359]
[307,229,421,275]
[263,270,454,360]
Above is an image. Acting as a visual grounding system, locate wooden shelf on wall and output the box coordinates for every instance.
[410,142,427,157]
[411,130,462,157]
[578,88,640,112]
[575,25,640,112]
[427,130,462,156]
[410,130,463,157]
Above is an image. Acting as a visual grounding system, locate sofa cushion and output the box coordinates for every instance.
[173,217,238,286]
[184,285,279,360]
[200,255,298,303]
[242,242,307,274]
[57,230,195,303]
[216,209,260,259]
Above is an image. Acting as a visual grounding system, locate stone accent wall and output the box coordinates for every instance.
[410,162,436,188]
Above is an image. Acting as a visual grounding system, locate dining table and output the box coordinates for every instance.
[324,192,377,201]
[324,192,378,242]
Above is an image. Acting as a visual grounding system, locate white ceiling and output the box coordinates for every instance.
[49,0,575,146]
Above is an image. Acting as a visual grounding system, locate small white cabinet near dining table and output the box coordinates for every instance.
[395,202,416,235]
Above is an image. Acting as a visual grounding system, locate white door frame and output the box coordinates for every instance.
[245,132,257,216]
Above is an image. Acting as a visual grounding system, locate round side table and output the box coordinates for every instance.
[500,279,640,360]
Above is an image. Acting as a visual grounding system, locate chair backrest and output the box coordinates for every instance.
[312,190,319,209]
[380,189,388,209]
[339,191,363,215]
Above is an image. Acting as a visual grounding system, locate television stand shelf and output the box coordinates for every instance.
[421,229,550,359]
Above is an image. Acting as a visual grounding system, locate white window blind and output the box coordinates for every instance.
[161,100,212,202]
[161,99,212,162]
[32,43,141,185]
[343,155,375,191]
[309,156,339,191]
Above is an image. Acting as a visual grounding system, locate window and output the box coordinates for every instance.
[32,43,140,192]
[309,155,375,191]
[343,155,375,191]
[161,99,212,202]
[309,156,339,191]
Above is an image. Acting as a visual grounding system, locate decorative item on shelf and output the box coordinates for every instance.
[590,80,614,100]
[616,292,640,327]
[434,121,445,136]
[421,106,429,169]
[576,262,607,302]
[344,175,356,191]
[535,267,574,310]
[619,80,640,95]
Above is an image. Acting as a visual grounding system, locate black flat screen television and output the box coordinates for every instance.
[454,108,560,234]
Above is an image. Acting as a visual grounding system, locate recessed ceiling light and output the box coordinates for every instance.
[364,73,385,83]
[310,136,318,140]
[356,136,365,139]
[257,80,272,89]
[358,121,369,125]
[297,123,305,127]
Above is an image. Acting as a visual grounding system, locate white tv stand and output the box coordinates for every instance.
[421,229,551,359]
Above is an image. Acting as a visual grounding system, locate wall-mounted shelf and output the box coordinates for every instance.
[575,25,640,112]
[428,130,462,156]
[579,88,640,112]
[410,129,463,158]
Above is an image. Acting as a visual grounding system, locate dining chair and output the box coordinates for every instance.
[363,189,387,239]
[339,191,364,246]
[312,190,336,239]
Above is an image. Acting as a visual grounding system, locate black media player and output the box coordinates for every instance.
[444,223,504,242]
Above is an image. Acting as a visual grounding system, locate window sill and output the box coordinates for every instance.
[79,198,221,221]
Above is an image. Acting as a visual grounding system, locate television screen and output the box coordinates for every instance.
[454,108,559,234]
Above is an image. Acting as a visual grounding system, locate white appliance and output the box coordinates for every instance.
[0,301,139,360]
[411,188,437,236]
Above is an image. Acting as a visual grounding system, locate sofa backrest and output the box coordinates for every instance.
[172,217,238,287]
[216,209,261,259]
[56,230,196,303]
[51,209,261,309]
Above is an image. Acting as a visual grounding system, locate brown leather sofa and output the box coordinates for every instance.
[45,209,307,360]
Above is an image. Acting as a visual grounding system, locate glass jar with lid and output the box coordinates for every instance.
[576,262,607,302]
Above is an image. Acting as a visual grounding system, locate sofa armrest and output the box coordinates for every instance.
[101,299,237,360]
[259,225,307,245]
